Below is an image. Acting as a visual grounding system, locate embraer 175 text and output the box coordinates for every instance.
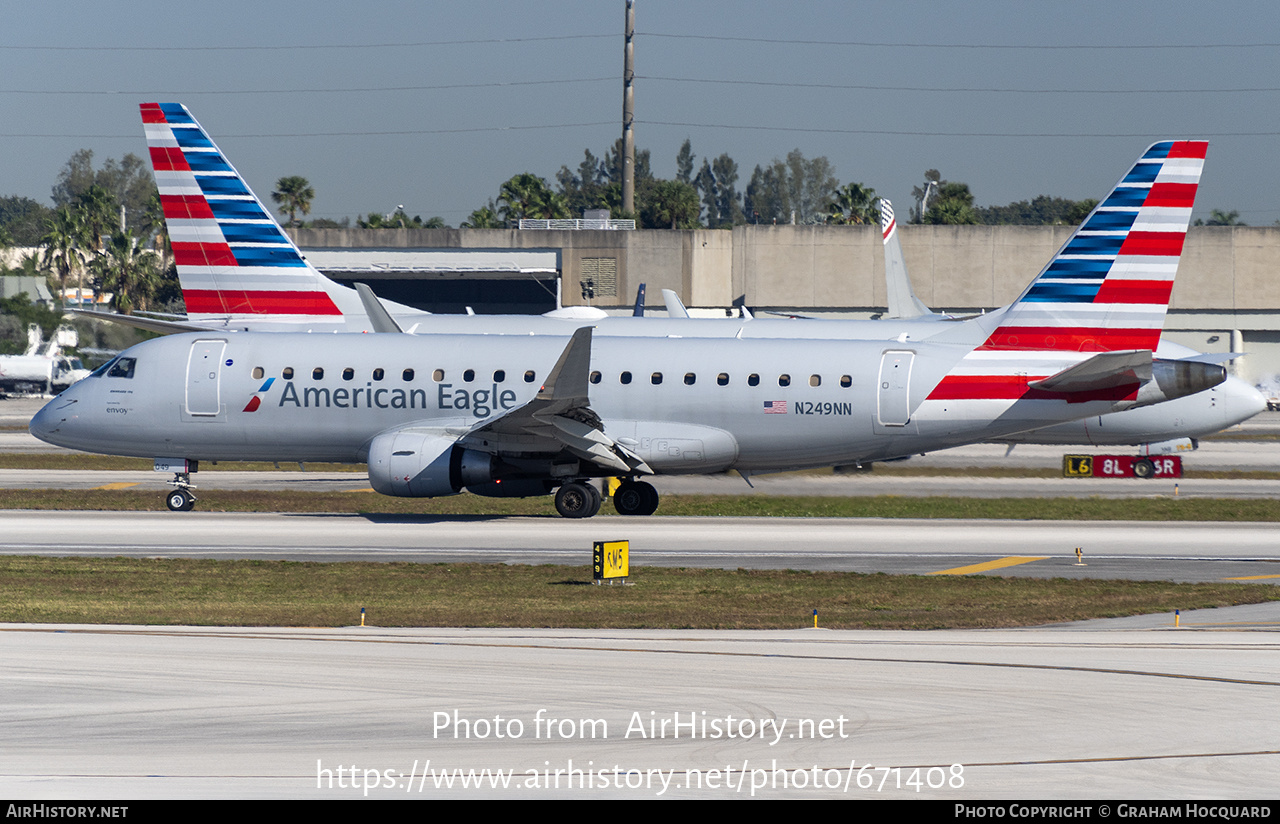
[31,114,1230,517]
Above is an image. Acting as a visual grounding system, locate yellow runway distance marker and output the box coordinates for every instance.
[929,556,1050,576]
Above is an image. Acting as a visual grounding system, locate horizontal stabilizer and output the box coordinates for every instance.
[662,289,690,319]
[354,283,404,333]
[70,309,212,335]
[1029,350,1152,393]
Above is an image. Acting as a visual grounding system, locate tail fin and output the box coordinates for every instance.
[877,198,933,320]
[928,141,1206,404]
[141,102,365,326]
[984,140,1207,353]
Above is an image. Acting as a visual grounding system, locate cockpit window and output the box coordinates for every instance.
[106,357,136,379]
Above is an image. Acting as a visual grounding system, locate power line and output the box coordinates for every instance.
[640,120,1280,138]
[0,78,615,96]
[638,75,1280,95]
[641,33,1280,50]
[0,35,615,52]
[0,121,618,139]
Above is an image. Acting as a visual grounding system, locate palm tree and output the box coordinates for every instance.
[461,204,501,229]
[93,232,162,315]
[271,176,315,228]
[827,182,879,225]
[498,173,567,222]
[40,207,85,307]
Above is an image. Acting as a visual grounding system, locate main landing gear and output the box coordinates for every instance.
[554,481,602,518]
[165,471,198,511]
[553,478,661,518]
[611,480,659,516]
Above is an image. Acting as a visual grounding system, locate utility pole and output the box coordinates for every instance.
[621,0,635,215]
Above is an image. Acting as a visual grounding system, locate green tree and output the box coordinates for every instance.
[76,184,118,254]
[1194,209,1246,226]
[744,150,838,224]
[497,173,568,221]
[639,180,701,229]
[0,196,54,247]
[271,176,315,228]
[979,195,1098,225]
[675,139,695,184]
[827,182,879,225]
[461,202,502,229]
[921,182,979,225]
[93,232,163,315]
[39,207,86,307]
[52,149,154,231]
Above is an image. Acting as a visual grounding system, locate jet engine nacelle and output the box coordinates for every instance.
[367,430,494,498]
[1134,359,1227,407]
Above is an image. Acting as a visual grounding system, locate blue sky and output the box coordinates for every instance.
[3,0,1278,226]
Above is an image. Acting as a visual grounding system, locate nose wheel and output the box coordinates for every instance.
[165,472,198,511]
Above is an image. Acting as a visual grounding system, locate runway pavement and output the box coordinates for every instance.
[4,510,1279,583]
[2,622,1278,799]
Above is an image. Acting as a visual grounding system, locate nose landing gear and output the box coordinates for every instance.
[159,461,198,511]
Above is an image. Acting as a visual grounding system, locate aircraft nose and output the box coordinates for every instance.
[1218,375,1268,427]
[29,396,77,445]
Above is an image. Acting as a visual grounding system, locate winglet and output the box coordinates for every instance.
[537,326,593,402]
[878,198,933,319]
[632,282,647,317]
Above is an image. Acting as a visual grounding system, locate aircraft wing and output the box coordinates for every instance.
[469,326,652,475]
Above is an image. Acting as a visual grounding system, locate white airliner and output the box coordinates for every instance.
[114,103,1263,454]
[32,136,1233,517]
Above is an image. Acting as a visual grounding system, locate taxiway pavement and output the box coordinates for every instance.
[2,622,1278,799]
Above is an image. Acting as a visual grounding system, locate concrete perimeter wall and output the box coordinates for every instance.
[296,225,1279,314]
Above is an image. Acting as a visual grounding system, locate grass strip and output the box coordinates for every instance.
[1,488,1279,521]
[3,453,1280,480]
[2,556,1275,630]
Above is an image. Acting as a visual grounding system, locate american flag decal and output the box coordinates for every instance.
[763,400,788,414]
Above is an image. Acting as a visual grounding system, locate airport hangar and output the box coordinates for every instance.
[294,222,1280,397]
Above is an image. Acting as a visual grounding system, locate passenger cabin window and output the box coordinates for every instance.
[463,369,475,382]
[840,375,852,388]
[107,357,136,379]
[403,368,415,381]
[282,367,294,379]
[433,369,444,382]
[651,372,663,385]
[372,368,384,381]
[312,367,324,380]
[524,370,537,383]
[342,367,355,381]
[493,370,505,383]
[748,373,760,387]
[252,367,264,380]
[809,375,821,387]
[620,371,632,385]
[778,374,791,387]
[684,373,696,386]
[590,371,602,384]
[717,373,729,386]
